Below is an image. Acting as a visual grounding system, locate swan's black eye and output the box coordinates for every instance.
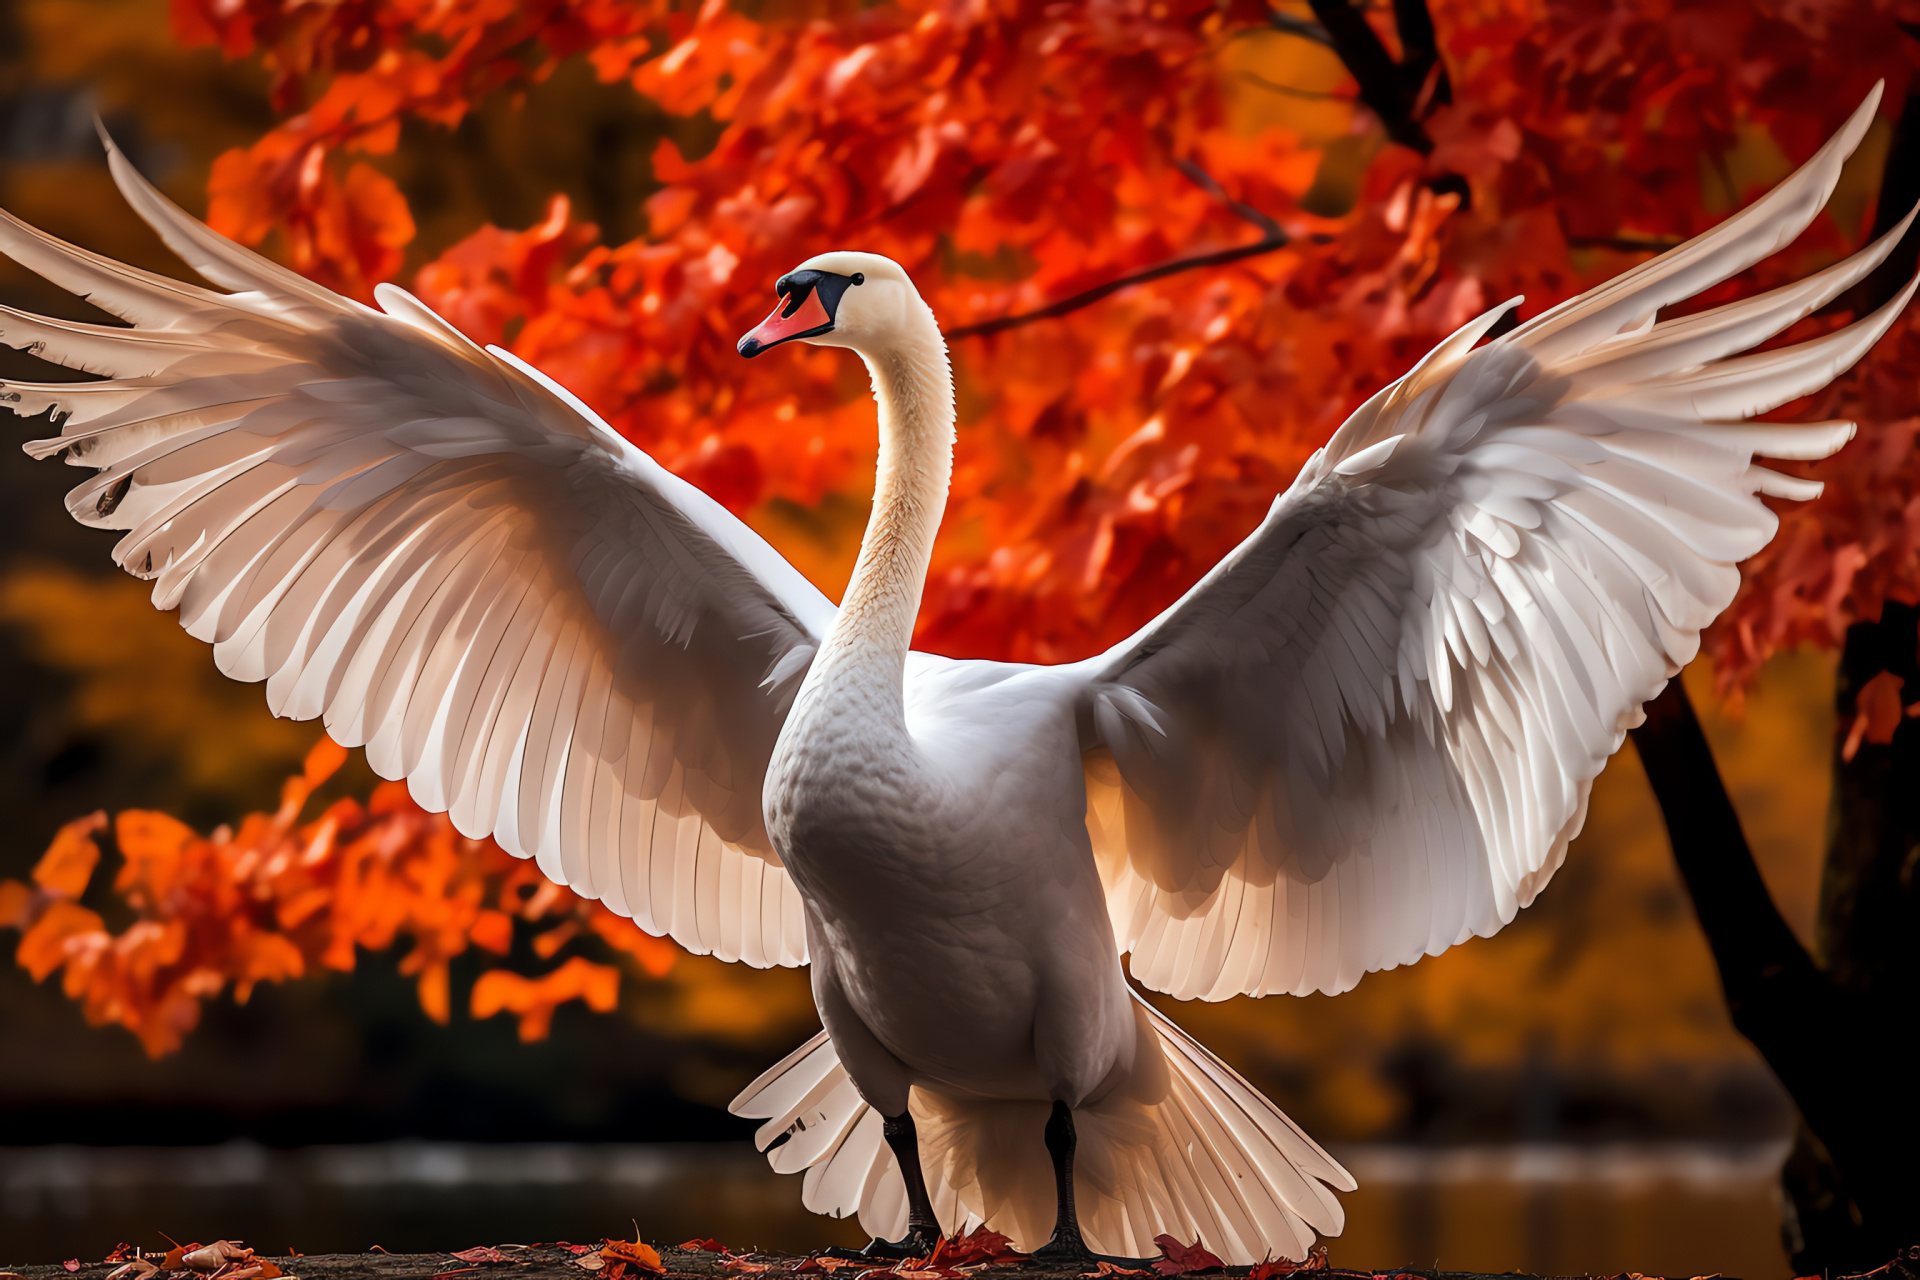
[850,273,864,286]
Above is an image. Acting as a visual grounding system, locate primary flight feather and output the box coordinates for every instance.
[1,86,1909,1264]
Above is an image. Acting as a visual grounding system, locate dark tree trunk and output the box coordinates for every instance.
[1630,70,1920,1276]
[1629,676,1920,1272]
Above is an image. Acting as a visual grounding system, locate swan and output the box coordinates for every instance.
[0,87,1910,1263]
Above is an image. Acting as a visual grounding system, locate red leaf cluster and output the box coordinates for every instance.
[1151,1235,1226,1276]
[0,737,677,1056]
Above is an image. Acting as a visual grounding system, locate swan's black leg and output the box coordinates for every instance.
[822,1110,942,1260]
[1031,1101,1092,1260]
[1030,1102,1157,1266]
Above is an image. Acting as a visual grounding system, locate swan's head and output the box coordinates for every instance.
[737,252,927,358]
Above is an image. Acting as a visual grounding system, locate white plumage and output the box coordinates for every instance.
[1,87,1908,1263]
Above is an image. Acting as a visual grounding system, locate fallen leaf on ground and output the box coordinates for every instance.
[682,1240,729,1254]
[183,1243,252,1273]
[792,1259,862,1275]
[452,1250,511,1264]
[107,1263,157,1280]
[1150,1238,1223,1277]
[914,1229,1023,1271]
[104,1247,136,1265]
[222,1265,284,1280]
[1246,1246,1328,1279]
[572,1256,606,1272]
[1081,1266,1151,1278]
[601,1240,663,1273]
[63,1263,82,1274]
[723,1263,769,1275]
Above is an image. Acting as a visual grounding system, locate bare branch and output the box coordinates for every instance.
[1566,234,1680,253]
[1237,70,1355,102]
[943,237,1288,341]
[945,164,1288,342]
[1172,159,1283,238]
[1263,11,1333,46]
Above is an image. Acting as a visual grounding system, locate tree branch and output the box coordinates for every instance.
[943,165,1289,342]
[1263,10,1334,46]
[1237,70,1355,103]
[1303,0,1448,154]
[1629,683,1825,1006]
[1565,234,1680,253]
[1831,83,1920,318]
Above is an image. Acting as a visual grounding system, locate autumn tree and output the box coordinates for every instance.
[5,0,1920,1267]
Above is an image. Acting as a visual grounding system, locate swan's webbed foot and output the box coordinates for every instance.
[1029,1232,1153,1269]
[821,1226,944,1263]
[1029,1102,1156,1269]
[1028,1229,1094,1263]
[819,1108,943,1263]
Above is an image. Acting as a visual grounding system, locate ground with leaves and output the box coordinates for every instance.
[6,1243,1920,1280]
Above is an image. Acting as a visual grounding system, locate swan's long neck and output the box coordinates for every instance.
[811,309,954,709]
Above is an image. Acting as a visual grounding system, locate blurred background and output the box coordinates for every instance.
[0,0,1910,1275]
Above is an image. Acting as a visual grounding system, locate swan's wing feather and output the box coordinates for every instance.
[1080,86,1912,1000]
[0,138,829,968]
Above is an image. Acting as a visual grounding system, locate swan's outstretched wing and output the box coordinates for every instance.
[0,139,832,968]
[1078,86,1914,1001]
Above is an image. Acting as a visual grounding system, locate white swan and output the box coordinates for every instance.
[0,87,1911,1263]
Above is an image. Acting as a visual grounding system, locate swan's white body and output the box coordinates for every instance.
[2,88,1912,1262]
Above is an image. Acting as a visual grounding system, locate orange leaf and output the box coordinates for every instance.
[599,1241,662,1274]
[469,910,514,955]
[34,812,106,898]
[16,900,105,982]
[114,810,200,901]
[417,959,451,1025]
[234,931,307,1004]
[0,880,31,929]
[1843,669,1907,762]
[472,957,620,1041]
[589,911,678,977]
[304,736,351,789]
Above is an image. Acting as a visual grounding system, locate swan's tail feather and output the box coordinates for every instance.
[729,1030,974,1243]
[733,1006,1352,1264]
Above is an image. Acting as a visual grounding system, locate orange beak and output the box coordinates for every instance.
[738,289,833,357]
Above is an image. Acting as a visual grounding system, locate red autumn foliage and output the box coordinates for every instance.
[916,1229,1024,1268]
[1151,1235,1227,1276]
[599,1239,665,1274]
[0,738,675,1057]
[8,0,1913,1047]
[1246,1246,1330,1279]
[165,0,1920,678]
